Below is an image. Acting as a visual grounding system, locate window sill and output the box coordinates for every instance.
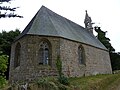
[37,64,52,70]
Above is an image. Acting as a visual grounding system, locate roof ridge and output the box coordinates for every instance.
[14,5,107,50]
[41,5,85,29]
[44,6,60,36]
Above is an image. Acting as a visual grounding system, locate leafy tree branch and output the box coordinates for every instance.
[0,0,23,18]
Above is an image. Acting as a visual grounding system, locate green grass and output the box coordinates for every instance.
[69,74,120,90]
[2,73,120,90]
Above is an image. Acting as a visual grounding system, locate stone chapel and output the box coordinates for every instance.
[9,6,112,83]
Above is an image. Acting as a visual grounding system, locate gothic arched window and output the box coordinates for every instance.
[78,46,85,65]
[14,42,21,68]
[38,40,51,65]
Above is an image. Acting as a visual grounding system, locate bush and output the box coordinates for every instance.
[56,56,69,86]
[0,54,8,88]
[36,77,58,90]
[0,76,7,88]
[56,56,63,77]
[58,75,69,85]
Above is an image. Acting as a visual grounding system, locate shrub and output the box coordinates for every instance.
[56,56,63,77]
[0,76,7,88]
[57,75,69,85]
[56,56,69,86]
[36,77,58,90]
[0,54,8,88]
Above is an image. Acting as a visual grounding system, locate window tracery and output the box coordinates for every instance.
[14,42,21,68]
[78,46,85,65]
[38,40,51,65]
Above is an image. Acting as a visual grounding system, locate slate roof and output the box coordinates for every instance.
[16,6,107,50]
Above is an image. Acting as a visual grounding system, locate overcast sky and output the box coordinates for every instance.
[0,0,120,52]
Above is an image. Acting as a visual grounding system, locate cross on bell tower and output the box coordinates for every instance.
[84,10,93,34]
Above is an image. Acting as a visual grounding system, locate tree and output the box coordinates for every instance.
[110,52,120,70]
[0,0,23,18]
[0,29,21,79]
[0,54,8,88]
[0,29,21,55]
[94,26,115,52]
[94,26,120,71]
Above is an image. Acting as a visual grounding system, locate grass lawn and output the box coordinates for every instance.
[2,73,120,90]
[69,74,120,90]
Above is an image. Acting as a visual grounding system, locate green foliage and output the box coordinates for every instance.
[57,75,69,86]
[0,29,21,79]
[94,26,115,52]
[0,55,8,74]
[37,77,48,86]
[0,29,21,55]
[56,56,63,77]
[0,54,8,88]
[36,77,69,90]
[4,74,120,90]
[36,77,58,90]
[110,53,120,70]
[69,74,120,90]
[56,56,69,86]
[0,76,7,88]
[94,26,120,71]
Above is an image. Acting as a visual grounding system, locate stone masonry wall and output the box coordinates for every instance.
[60,38,112,77]
[84,44,112,76]
[9,35,60,83]
[9,35,112,83]
[60,38,86,77]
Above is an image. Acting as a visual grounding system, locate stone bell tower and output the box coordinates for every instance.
[84,10,94,34]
